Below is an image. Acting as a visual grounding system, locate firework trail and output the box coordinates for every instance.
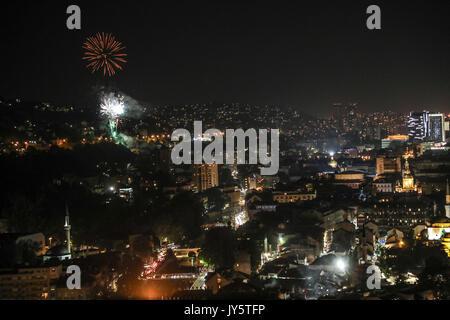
[99,92,125,141]
[82,32,127,77]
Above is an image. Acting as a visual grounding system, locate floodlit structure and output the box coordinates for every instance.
[408,111,429,141]
[429,113,446,142]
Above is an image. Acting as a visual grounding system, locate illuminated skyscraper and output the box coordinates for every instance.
[408,111,429,141]
[429,113,445,142]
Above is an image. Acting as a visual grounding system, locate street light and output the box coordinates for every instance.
[335,258,347,272]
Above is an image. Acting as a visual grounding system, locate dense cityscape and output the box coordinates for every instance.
[0,97,449,300]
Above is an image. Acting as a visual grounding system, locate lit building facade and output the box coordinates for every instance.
[442,233,450,258]
[429,113,445,142]
[408,111,429,141]
[408,111,446,142]
[373,180,394,194]
[0,265,62,300]
[427,219,450,241]
[366,199,432,232]
[381,135,409,149]
[193,164,219,192]
[273,190,317,203]
[376,156,401,176]
[334,171,365,189]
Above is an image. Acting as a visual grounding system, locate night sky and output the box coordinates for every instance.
[1,0,449,116]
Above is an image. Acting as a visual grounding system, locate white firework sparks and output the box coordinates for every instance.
[100,93,125,119]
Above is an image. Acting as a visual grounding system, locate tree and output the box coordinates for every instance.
[199,228,236,270]
[131,235,156,261]
[152,192,205,244]
[219,166,235,186]
[418,252,450,299]
[15,240,42,266]
[419,253,448,285]
[375,245,393,279]
[3,194,46,234]
[237,238,261,273]
[153,216,185,244]
[203,188,229,213]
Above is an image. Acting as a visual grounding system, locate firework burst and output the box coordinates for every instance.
[82,32,127,77]
[99,92,125,141]
[100,93,125,119]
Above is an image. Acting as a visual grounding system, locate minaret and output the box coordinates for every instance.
[446,179,450,219]
[64,204,71,254]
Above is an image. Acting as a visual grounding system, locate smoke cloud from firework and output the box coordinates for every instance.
[98,90,148,148]
[99,91,145,120]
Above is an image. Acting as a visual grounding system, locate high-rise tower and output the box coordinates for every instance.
[193,164,219,193]
[429,113,446,142]
[408,111,429,141]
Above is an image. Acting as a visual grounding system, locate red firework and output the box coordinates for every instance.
[82,32,127,77]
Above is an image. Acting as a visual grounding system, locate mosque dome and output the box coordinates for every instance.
[45,245,70,258]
